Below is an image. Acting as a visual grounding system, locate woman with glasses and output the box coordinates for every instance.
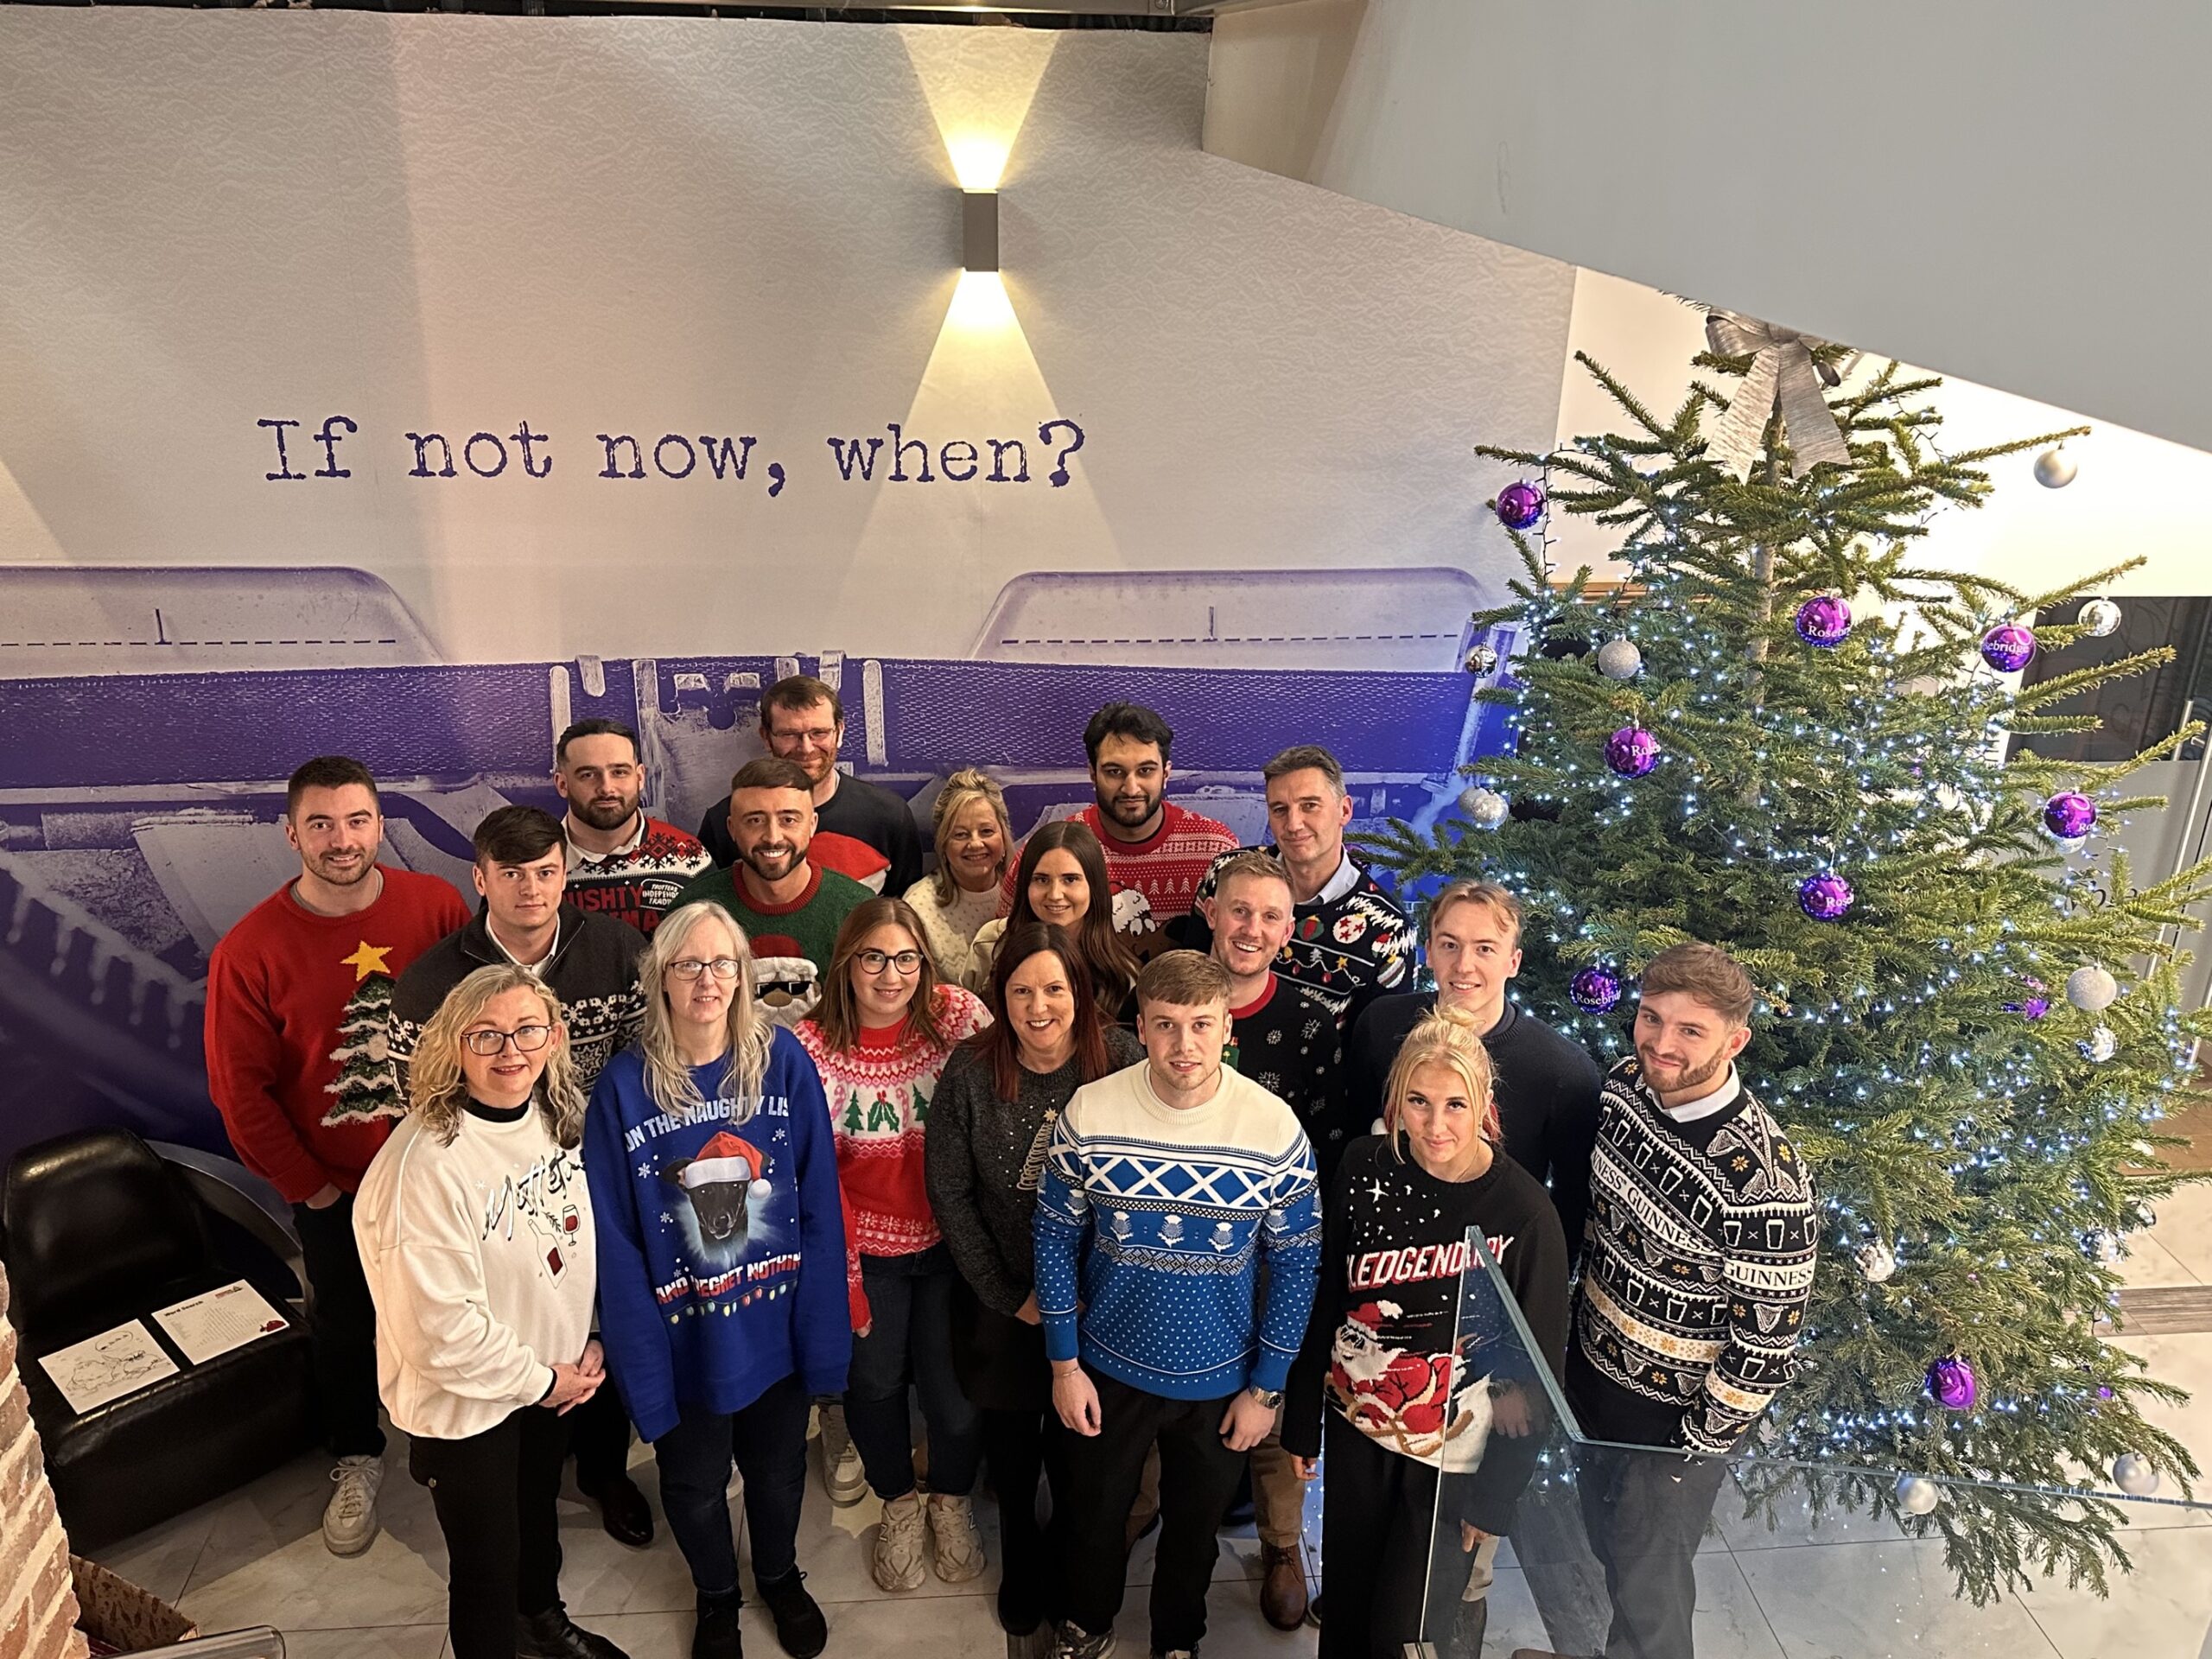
[794,896,992,1594]
[584,903,850,1659]
[963,821,1141,1023]
[353,963,626,1659]
[904,767,1013,985]
[925,922,1142,1649]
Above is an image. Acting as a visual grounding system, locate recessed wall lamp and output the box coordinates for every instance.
[962,188,999,274]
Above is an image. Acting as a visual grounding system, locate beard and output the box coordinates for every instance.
[1638,1040,1730,1098]
[778,747,833,785]
[306,848,378,887]
[741,841,803,883]
[569,791,639,831]
[1096,784,1162,830]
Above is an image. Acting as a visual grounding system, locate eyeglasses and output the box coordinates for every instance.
[856,949,924,976]
[462,1024,554,1057]
[669,957,744,982]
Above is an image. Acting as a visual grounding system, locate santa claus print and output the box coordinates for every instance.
[1326,1300,1487,1465]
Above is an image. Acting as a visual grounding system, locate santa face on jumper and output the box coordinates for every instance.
[749,933,822,1027]
[662,1129,775,1271]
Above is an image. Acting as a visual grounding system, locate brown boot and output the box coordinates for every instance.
[1260,1542,1308,1631]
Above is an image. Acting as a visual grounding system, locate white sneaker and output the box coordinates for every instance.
[820,1403,867,1506]
[872,1491,930,1592]
[323,1455,384,1556]
[926,1491,986,1583]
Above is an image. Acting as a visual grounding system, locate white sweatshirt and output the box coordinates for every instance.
[354,1102,597,1440]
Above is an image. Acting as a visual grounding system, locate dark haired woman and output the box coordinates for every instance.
[925,922,1144,1644]
[795,896,992,1593]
[964,820,1141,1021]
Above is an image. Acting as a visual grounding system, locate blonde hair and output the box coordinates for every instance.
[930,769,1013,904]
[1135,949,1234,1013]
[1382,1004,1500,1158]
[1426,879,1523,948]
[638,902,776,1122]
[407,964,585,1150]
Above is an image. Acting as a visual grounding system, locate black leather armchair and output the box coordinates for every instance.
[3,1129,315,1551]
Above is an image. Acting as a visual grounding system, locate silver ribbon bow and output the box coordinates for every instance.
[1703,310,1857,477]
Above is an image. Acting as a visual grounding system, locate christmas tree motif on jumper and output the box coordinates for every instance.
[322,972,404,1126]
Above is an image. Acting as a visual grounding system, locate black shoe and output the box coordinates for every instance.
[693,1590,743,1659]
[587,1471,656,1548]
[756,1568,827,1659]
[517,1605,630,1659]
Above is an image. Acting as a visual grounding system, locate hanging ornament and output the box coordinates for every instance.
[2033,445,2079,488]
[2076,597,2122,639]
[1927,1356,1979,1411]
[2003,977,2050,1020]
[2078,1025,2119,1063]
[1569,966,1623,1014]
[1930,782,1965,814]
[2112,1453,2160,1496]
[2066,963,2120,1014]
[1980,623,2037,673]
[1794,594,1853,649]
[1701,309,1858,477]
[1796,871,1854,921]
[2084,1230,2125,1267]
[1595,638,1643,681]
[1605,726,1660,778]
[1458,786,1510,830]
[1855,1239,1898,1283]
[2043,791,2098,839]
[1895,1476,1942,1517]
[1463,642,1501,676]
[1495,480,1548,531]
[2052,833,2088,856]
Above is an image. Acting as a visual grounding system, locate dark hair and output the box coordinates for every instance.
[1010,820,1138,1007]
[474,804,566,867]
[1639,941,1757,1028]
[760,675,843,727]
[1083,702,1174,767]
[285,756,379,817]
[967,922,1113,1103]
[806,896,951,1053]
[1262,744,1344,794]
[556,717,640,764]
[730,756,816,795]
[1135,949,1232,1013]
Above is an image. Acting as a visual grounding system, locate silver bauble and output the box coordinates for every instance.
[2066,963,2120,1013]
[1464,642,1501,676]
[1595,639,1643,681]
[1459,786,1510,830]
[1895,1476,1942,1516]
[1855,1239,1898,1284]
[2076,598,2122,638]
[2034,446,2079,488]
[2080,1025,2118,1064]
[2086,1230,2125,1266]
[2113,1453,2160,1496]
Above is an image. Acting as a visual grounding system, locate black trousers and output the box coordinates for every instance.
[566,1376,634,1491]
[293,1193,386,1459]
[1056,1368,1247,1655]
[410,1402,569,1659]
[1318,1411,1488,1659]
[1574,1443,1729,1659]
[981,1404,1068,1632]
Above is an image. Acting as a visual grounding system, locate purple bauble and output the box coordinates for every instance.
[1605,725,1660,778]
[1795,594,1853,649]
[1980,623,2037,674]
[1928,1356,1979,1412]
[1797,871,1854,921]
[2043,791,2098,839]
[1570,966,1623,1014]
[1496,480,1548,531]
[2003,977,2050,1020]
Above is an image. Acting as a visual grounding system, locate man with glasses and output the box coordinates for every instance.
[386,804,655,1547]
[556,716,712,937]
[696,675,924,896]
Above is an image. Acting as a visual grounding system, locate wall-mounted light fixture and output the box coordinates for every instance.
[962,189,999,273]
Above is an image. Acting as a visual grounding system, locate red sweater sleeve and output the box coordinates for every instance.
[204,938,332,1204]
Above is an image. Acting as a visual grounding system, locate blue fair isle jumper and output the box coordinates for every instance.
[1035,1060,1321,1400]
[584,1027,851,1442]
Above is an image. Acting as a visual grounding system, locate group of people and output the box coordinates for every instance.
[204,677,1820,1659]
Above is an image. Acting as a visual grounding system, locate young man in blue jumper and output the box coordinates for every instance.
[1036,950,1322,1659]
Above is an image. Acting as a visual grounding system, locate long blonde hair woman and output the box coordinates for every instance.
[632,899,777,1121]
[905,768,1013,983]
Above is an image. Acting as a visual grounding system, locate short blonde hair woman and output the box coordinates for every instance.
[904,768,1013,984]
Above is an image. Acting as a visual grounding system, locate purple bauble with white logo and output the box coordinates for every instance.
[1980,624,2037,674]
[1495,480,1547,531]
[1796,871,1854,921]
[2043,791,2097,839]
[1795,594,1853,649]
[1927,1356,1978,1412]
[1605,725,1659,778]
[1569,966,1623,1014]
[2003,977,2050,1020]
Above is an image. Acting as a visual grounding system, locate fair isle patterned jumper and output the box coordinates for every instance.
[1567,1056,1818,1456]
[1035,1062,1321,1400]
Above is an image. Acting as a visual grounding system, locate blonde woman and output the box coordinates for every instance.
[584,902,849,1659]
[353,963,625,1659]
[904,768,1012,984]
[1282,1006,1570,1659]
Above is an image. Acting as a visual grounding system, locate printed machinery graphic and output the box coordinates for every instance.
[0,563,1518,1166]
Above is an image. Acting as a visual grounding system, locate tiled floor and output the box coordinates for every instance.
[88,1198,2212,1658]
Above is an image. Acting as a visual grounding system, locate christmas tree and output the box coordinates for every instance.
[321,974,406,1126]
[1367,317,2212,1602]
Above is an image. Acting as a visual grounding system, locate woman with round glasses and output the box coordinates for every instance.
[585,903,850,1659]
[353,963,627,1659]
[795,896,991,1593]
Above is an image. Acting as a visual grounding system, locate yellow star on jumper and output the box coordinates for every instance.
[340,940,395,982]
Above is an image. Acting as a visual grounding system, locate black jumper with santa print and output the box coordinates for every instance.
[1284,1134,1569,1659]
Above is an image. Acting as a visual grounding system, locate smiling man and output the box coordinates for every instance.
[555,718,711,938]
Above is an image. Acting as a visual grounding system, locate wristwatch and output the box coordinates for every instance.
[1248,1386,1285,1409]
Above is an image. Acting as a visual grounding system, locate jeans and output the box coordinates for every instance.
[845,1248,982,1500]
[1575,1442,1730,1659]
[654,1375,812,1599]
[294,1193,386,1459]
[410,1403,568,1659]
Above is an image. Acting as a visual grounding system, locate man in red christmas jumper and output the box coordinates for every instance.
[205,757,468,1556]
